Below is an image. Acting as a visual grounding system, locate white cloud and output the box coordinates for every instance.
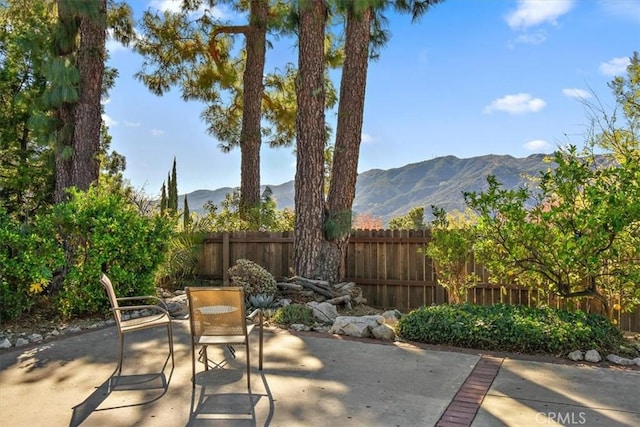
[151,129,165,136]
[506,0,575,30]
[599,57,630,77]
[105,29,133,55]
[524,139,551,151]
[562,88,591,100]
[124,121,141,127]
[483,93,546,115]
[148,0,228,19]
[102,114,117,127]
[149,0,183,13]
[361,133,374,144]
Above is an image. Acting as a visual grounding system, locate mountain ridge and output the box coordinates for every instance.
[178,153,552,225]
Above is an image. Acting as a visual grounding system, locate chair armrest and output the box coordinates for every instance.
[247,308,262,321]
[113,305,170,317]
[117,295,168,310]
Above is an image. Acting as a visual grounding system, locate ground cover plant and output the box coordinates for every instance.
[271,304,315,326]
[397,303,624,355]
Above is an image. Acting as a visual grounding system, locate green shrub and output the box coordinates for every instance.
[272,304,315,326]
[0,208,63,321]
[397,303,623,354]
[228,259,277,297]
[37,187,173,317]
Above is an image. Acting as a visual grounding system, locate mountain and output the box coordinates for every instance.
[179,153,552,225]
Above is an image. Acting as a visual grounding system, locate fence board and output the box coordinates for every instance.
[195,230,640,332]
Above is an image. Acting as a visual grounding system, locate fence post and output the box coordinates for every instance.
[223,232,230,285]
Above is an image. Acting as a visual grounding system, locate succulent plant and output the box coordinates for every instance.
[249,293,275,309]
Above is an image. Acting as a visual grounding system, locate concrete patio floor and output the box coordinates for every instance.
[0,320,638,426]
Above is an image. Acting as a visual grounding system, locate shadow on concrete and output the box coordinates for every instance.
[69,352,174,427]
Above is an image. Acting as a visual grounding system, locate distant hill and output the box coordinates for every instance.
[179,153,552,225]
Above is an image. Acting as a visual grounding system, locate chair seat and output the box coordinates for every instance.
[120,313,171,332]
[195,324,255,345]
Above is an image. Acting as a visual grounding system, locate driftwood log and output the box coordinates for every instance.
[295,276,334,298]
[276,282,304,291]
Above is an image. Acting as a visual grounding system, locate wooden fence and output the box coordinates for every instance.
[196,230,640,333]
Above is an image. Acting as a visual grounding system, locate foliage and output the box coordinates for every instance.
[0,208,64,321]
[352,213,383,230]
[37,186,173,317]
[272,304,315,326]
[465,54,640,316]
[228,259,277,298]
[204,188,294,232]
[156,215,211,287]
[423,207,479,303]
[0,0,56,221]
[388,206,426,230]
[397,303,624,354]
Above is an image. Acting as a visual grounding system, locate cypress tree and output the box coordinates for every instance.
[183,194,190,229]
[160,182,167,214]
[170,157,178,211]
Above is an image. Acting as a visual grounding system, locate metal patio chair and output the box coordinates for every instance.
[100,274,174,376]
[186,286,263,389]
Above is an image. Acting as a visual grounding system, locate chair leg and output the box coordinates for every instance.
[245,339,251,390]
[191,341,196,388]
[167,323,174,367]
[118,334,125,375]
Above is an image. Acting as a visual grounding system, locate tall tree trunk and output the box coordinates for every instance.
[325,6,371,281]
[294,0,327,279]
[239,0,268,217]
[53,0,77,203]
[72,0,106,191]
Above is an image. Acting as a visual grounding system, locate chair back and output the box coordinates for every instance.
[186,287,248,338]
[100,274,122,326]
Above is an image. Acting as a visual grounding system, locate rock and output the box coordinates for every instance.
[290,323,310,332]
[306,301,339,323]
[28,333,43,343]
[634,357,640,366]
[382,310,400,326]
[0,338,11,349]
[568,350,583,361]
[329,315,384,338]
[15,338,29,347]
[606,354,637,366]
[67,326,82,334]
[372,324,396,340]
[584,350,601,363]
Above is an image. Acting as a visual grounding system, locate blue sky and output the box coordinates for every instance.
[103,0,640,196]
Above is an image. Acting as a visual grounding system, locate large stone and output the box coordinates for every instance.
[307,301,339,324]
[0,338,11,349]
[329,315,385,338]
[606,354,637,366]
[372,324,396,340]
[584,350,602,363]
[567,350,583,361]
[382,310,400,326]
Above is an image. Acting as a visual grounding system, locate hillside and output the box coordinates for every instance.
[179,153,552,225]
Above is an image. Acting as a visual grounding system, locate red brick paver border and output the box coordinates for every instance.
[436,355,504,427]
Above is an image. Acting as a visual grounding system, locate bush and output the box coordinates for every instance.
[397,303,623,354]
[37,187,173,317]
[228,259,277,298]
[272,304,315,326]
[0,208,63,321]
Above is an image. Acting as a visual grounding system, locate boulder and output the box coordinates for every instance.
[584,350,601,363]
[568,350,583,361]
[372,324,396,340]
[329,315,385,338]
[306,301,339,323]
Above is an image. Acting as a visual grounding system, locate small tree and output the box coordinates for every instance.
[388,207,426,230]
[423,207,479,304]
[464,54,640,316]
